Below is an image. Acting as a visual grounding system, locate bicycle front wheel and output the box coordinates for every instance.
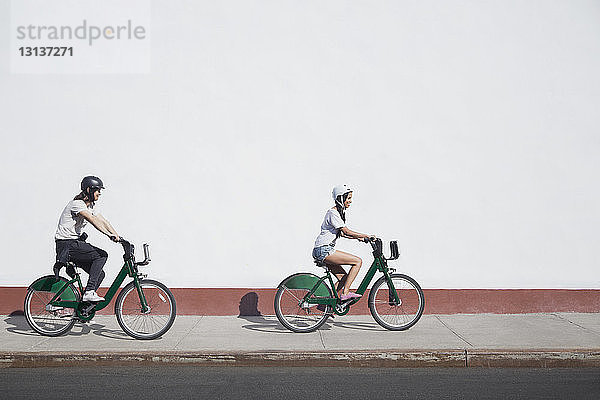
[24,275,80,337]
[115,279,176,340]
[368,273,425,331]
[274,273,333,333]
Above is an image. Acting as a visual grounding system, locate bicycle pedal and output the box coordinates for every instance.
[81,303,96,314]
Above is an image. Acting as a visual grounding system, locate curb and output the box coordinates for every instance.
[467,350,600,368]
[2,350,600,368]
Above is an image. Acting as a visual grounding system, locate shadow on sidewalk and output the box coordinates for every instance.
[4,313,40,337]
[238,315,291,333]
[237,316,384,333]
[330,320,385,331]
[4,314,135,341]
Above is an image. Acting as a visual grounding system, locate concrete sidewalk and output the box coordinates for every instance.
[2,313,600,368]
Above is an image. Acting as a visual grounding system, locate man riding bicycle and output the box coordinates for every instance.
[54,176,120,302]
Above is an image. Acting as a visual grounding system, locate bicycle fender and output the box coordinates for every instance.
[278,273,331,297]
[28,275,78,301]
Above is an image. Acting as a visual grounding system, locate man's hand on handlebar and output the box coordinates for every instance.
[110,235,121,243]
[361,236,376,243]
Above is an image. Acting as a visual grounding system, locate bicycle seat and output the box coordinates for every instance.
[313,260,329,270]
[53,261,79,279]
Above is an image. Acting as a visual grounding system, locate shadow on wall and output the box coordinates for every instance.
[238,292,261,316]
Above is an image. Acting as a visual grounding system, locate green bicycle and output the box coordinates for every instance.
[24,239,176,340]
[274,238,425,333]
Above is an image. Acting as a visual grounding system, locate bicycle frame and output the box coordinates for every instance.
[303,240,401,308]
[46,241,150,315]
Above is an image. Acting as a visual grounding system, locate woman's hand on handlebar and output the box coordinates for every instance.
[110,234,121,243]
[361,235,376,243]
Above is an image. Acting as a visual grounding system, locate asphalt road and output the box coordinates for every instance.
[1,366,599,399]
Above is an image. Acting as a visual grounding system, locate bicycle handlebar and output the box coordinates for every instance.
[363,236,379,250]
[364,237,400,260]
[118,238,151,266]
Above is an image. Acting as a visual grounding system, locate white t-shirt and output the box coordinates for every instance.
[55,200,96,240]
[314,208,346,248]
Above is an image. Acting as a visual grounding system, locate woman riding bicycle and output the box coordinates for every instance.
[312,184,374,301]
[54,176,120,302]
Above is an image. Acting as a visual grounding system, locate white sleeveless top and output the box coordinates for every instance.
[314,208,345,247]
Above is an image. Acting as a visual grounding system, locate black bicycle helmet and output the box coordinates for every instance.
[81,176,104,202]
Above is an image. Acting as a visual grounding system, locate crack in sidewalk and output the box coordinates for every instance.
[317,329,326,350]
[435,315,474,348]
[551,313,600,337]
[29,337,51,350]
[172,316,204,350]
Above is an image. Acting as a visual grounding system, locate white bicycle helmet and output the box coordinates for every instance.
[332,184,353,205]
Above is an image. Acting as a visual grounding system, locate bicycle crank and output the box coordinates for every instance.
[334,302,350,316]
[76,302,97,321]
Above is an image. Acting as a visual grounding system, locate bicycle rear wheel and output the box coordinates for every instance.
[24,275,80,337]
[368,273,425,331]
[115,279,176,340]
[274,273,333,333]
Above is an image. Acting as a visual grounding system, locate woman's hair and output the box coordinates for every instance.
[335,192,351,223]
[73,192,86,201]
[74,191,94,207]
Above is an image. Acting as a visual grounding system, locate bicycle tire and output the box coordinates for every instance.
[274,273,333,333]
[24,275,80,337]
[114,279,176,340]
[368,273,425,331]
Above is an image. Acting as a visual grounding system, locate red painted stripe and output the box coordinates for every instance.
[4,287,599,315]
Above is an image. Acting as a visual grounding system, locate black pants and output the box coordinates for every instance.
[56,240,108,291]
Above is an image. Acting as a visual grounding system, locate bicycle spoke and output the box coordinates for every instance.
[369,274,424,331]
[116,281,176,339]
[24,277,79,337]
[282,287,302,303]
[274,279,332,333]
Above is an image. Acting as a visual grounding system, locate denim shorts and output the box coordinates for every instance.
[312,245,335,262]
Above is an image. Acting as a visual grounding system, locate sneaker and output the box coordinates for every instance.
[340,292,362,301]
[82,290,104,302]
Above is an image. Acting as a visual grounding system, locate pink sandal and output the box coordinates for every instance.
[340,292,362,301]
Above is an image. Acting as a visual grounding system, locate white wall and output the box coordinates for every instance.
[1,0,599,289]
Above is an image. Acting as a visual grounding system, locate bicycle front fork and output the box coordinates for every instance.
[133,276,150,313]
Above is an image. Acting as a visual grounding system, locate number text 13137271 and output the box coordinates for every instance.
[19,47,73,56]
